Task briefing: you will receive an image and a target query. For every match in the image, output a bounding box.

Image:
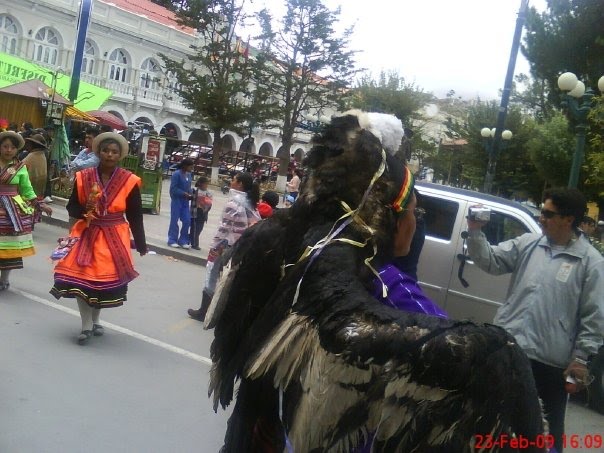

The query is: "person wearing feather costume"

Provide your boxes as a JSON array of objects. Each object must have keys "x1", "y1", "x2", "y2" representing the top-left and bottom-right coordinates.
[{"x1": 205, "y1": 111, "x2": 547, "y2": 452}]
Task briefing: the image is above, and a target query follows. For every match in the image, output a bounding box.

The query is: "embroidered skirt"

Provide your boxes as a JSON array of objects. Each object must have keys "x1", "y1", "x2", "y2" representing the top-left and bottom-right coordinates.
[
  {"x1": 0, "y1": 185, "x2": 35, "y2": 263},
  {"x1": 50, "y1": 214, "x2": 138, "y2": 308}
]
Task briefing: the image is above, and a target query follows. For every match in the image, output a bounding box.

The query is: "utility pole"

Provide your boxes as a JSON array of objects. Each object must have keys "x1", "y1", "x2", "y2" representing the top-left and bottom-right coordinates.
[
  {"x1": 69, "y1": 0, "x2": 94, "y2": 103},
  {"x1": 483, "y1": 0, "x2": 528, "y2": 193}
]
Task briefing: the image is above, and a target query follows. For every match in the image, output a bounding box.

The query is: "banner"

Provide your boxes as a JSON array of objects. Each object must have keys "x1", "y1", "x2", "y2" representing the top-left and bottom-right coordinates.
[{"x1": 0, "y1": 51, "x2": 112, "y2": 111}]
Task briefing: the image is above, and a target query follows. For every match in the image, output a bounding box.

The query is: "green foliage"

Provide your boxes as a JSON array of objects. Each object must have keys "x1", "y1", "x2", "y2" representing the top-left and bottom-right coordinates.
[
  {"x1": 522, "y1": 0, "x2": 604, "y2": 105},
  {"x1": 347, "y1": 71, "x2": 434, "y2": 126},
  {"x1": 585, "y1": 95, "x2": 604, "y2": 197},
  {"x1": 422, "y1": 100, "x2": 543, "y2": 198},
  {"x1": 158, "y1": 0, "x2": 279, "y2": 167},
  {"x1": 526, "y1": 112, "x2": 575, "y2": 186},
  {"x1": 255, "y1": 0, "x2": 359, "y2": 161}
]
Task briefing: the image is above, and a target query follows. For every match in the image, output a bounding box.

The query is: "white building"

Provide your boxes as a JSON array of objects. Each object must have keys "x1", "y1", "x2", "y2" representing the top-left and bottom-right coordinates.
[{"x1": 1, "y1": 0, "x2": 312, "y2": 159}]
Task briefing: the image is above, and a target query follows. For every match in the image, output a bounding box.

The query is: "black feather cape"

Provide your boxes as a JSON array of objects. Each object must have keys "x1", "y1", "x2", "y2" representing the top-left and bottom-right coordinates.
[{"x1": 207, "y1": 114, "x2": 545, "y2": 453}]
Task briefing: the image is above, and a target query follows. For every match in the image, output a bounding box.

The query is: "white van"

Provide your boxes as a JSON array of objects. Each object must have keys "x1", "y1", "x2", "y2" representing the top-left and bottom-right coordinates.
[{"x1": 415, "y1": 182, "x2": 603, "y2": 415}]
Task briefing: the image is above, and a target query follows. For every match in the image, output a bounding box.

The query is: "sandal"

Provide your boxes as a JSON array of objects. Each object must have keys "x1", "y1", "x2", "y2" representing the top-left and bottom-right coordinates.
[
  {"x1": 77, "y1": 330, "x2": 93, "y2": 345},
  {"x1": 92, "y1": 324, "x2": 104, "y2": 336},
  {"x1": 0, "y1": 282, "x2": 10, "y2": 291}
]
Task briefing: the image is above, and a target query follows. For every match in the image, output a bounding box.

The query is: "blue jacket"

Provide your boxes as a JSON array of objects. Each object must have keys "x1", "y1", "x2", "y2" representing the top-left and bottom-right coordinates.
[{"x1": 170, "y1": 169, "x2": 191, "y2": 202}]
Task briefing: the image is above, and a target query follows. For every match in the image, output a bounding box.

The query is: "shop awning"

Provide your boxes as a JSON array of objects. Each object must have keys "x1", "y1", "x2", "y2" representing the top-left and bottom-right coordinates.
[{"x1": 65, "y1": 105, "x2": 99, "y2": 123}]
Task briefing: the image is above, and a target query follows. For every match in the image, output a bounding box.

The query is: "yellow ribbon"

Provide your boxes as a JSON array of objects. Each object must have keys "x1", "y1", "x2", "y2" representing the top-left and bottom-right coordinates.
[{"x1": 288, "y1": 149, "x2": 389, "y2": 305}]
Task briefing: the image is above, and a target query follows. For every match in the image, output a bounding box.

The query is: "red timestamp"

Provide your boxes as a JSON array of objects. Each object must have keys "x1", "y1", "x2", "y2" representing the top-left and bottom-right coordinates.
[
  {"x1": 474, "y1": 434, "x2": 555, "y2": 450},
  {"x1": 562, "y1": 434, "x2": 603, "y2": 449},
  {"x1": 473, "y1": 433, "x2": 603, "y2": 450}
]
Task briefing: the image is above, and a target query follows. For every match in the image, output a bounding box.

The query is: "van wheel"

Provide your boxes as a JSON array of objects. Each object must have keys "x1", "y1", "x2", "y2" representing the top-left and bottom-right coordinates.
[{"x1": 588, "y1": 346, "x2": 604, "y2": 415}]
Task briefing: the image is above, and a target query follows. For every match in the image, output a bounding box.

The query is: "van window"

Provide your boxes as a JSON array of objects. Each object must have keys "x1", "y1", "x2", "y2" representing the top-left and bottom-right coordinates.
[
  {"x1": 421, "y1": 195, "x2": 459, "y2": 240},
  {"x1": 481, "y1": 212, "x2": 530, "y2": 245}
]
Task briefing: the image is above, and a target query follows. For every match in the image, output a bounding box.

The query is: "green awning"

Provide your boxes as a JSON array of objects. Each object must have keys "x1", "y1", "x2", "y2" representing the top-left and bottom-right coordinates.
[{"x1": 0, "y1": 51, "x2": 112, "y2": 111}]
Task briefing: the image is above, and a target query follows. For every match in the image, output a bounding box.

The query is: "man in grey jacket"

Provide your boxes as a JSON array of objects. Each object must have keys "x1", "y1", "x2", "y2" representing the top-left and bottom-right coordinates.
[{"x1": 466, "y1": 187, "x2": 603, "y2": 453}]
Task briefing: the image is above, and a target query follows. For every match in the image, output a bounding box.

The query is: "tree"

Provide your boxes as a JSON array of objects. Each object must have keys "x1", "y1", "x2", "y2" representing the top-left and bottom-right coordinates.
[
  {"x1": 526, "y1": 112, "x2": 575, "y2": 187},
  {"x1": 522, "y1": 0, "x2": 604, "y2": 104},
  {"x1": 255, "y1": 0, "x2": 359, "y2": 181},
  {"x1": 158, "y1": 0, "x2": 278, "y2": 182},
  {"x1": 347, "y1": 71, "x2": 434, "y2": 127},
  {"x1": 510, "y1": 73, "x2": 555, "y2": 122}
]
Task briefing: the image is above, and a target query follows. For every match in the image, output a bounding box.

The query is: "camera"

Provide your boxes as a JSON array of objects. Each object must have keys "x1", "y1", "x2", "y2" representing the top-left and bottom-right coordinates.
[{"x1": 468, "y1": 206, "x2": 491, "y2": 222}]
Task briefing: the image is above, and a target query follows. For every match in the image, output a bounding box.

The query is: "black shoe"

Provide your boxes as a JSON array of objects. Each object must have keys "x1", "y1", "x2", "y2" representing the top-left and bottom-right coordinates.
[
  {"x1": 0, "y1": 282, "x2": 10, "y2": 291},
  {"x1": 92, "y1": 324, "x2": 104, "y2": 336},
  {"x1": 187, "y1": 308, "x2": 205, "y2": 321},
  {"x1": 77, "y1": 330, "x2": 93, "y2": 345},
  {"x1": 188, "y1": 291, "x2": 213, "y2": 322}
]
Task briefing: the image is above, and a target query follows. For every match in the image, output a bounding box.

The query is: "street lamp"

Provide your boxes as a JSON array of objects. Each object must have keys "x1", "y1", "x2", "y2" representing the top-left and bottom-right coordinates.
[
  {"x1": 481, "y1": 127, "x2": 513, "y2": 193},
  {"x1": 557, "y1": 71, "x2": 604, "y2": 188}
]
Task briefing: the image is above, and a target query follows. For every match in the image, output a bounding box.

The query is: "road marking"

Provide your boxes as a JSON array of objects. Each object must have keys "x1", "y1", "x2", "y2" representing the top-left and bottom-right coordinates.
[{"x1": 15, "y1": 289, "x2": 213, "y2": 366}]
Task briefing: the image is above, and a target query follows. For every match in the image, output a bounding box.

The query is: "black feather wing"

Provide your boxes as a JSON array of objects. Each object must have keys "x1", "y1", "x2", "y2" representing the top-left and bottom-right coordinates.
[
  {"x1": 207, "y1": 212, "x2": 289, "y2": 411},
  {"x1": 242, "y1": 243, "x2": 545, "y2": 453}
]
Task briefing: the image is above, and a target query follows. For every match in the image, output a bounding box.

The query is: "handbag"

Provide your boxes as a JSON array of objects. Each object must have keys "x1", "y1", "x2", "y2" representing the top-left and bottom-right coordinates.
[{"x1": 50, "y1": 237, "x2": 79, "y2": 261}]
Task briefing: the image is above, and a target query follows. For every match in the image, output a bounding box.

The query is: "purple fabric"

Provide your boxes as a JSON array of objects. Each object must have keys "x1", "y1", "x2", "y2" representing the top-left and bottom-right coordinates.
[
  {"x1": 353, "y1": 265, "x2": 449, "y2": 452},
  {"x1": 372, "y1": 264, "x2": 448, "y2": 318}
]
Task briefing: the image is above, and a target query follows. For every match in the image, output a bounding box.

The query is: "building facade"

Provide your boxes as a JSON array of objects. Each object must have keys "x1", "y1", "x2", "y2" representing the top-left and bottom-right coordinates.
[{"x1": 1, "y1": 0, "x2": 312, "y2": 159}]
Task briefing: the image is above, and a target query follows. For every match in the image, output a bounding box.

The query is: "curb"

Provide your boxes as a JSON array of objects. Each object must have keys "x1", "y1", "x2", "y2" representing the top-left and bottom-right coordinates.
[{"x1": 40, "y1": 216, "x2": 207, "y2": 267}]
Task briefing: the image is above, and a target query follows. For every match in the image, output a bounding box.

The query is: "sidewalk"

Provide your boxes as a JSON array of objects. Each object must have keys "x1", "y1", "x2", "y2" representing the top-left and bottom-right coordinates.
[{"x1": 41, "y1": 178, "x2": 232, "y2": 266}]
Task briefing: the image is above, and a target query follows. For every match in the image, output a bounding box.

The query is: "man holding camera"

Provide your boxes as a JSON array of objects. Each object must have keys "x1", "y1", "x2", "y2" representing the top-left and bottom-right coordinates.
[{"x1": 466, "y1": 187, "x2": 603, "y2": 453}]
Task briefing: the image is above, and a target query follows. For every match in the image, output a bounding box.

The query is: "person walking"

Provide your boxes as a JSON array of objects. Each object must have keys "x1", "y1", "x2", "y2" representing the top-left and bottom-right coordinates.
[
  {"x1": 50, "y1": 132, "x2": 147, "y2": 345},
  {"x1": 168, "y1": 158, "x2": 194, "y2": 249},
  {"x1": 187, "y1": 172, "x2": 260, "y2": 321},
  {"x1": 466, "y1": 187, "x2": 604, "y2": 453},
  {"x1": 21, "y1": 134, "x2": 49, "y2": 199},
  {"x1": 0, "y1": 131, "x2": 52, "y2": 290},
  {"x1": 189, "y1": 176, "x2": 212, "y2": 250}
]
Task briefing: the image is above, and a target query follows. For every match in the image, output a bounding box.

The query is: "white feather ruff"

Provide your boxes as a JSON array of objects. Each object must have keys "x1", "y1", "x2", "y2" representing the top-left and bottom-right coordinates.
[{"x1": 339, "y1": 109, "x2": 404, "y2": 155}]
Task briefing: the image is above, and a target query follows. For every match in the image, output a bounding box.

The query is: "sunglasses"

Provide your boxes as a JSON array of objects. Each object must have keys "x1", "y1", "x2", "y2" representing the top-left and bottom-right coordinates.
[{"x1": 540, "y1": 209, "x2": 563, "y2": 219}]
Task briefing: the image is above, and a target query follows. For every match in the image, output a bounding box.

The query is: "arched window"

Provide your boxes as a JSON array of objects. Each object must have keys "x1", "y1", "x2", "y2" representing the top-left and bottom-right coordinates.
[
  {"x1": 0, "y1": 15, "x2": 18, "y2": 55},
  {"x1": 33, "y1": 27, "x2": 59, "y2": 65},
  {"x1": 140, "y1": 58, "x2": 161, "y2": 90},
  {"x1": 108, "y1": 49, "x2": 128, "y2": 82},
  {"x1": 82, "y1": 40, "x2": 96, "y2": 74}
]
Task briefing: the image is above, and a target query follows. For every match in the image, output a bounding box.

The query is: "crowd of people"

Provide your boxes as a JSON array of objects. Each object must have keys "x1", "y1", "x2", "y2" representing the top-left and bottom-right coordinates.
[{"x1": 1, "y1": 112, "x2": 603, "y2": 451}]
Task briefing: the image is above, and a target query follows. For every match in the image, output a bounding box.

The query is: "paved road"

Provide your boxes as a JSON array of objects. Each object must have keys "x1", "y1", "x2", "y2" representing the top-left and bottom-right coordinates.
[
  {"x1": 0, "y1": 222, "x2": 229, "y2": 453},
  {"x1": 2, "y1": 222, "x2": 602, "y2": 452}
]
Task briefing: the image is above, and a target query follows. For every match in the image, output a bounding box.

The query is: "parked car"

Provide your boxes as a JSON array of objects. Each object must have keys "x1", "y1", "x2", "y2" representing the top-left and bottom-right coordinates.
[{"x1": 415, "y1": 182, "x2": 603, "y2": 414}]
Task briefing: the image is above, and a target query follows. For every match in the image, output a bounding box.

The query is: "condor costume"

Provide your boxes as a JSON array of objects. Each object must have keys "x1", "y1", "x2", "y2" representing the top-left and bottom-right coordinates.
[
  {"x1": 51, "y1": 167, "x2": 146, "y2": 307},
  {"x1": 206, "y1": 111, "x2": 546, "y2": 452}
]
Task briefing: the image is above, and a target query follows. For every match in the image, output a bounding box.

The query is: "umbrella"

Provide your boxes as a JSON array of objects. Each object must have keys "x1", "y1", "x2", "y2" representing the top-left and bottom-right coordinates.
[{"x1": 86, "y1": 110, "x2": 127, "y2": 130}]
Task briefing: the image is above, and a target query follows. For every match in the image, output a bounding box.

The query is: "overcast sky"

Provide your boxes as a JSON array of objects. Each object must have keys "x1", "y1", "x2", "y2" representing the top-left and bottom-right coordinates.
[{"x1": 250, "y1": 0, "x2": 548, "y2": 100}]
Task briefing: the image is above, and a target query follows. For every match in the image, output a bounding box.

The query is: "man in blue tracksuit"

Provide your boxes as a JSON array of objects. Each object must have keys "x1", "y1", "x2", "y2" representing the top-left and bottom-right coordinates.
[{"x1": 168, "y1": 158, "x2": 194, "y2": 248}]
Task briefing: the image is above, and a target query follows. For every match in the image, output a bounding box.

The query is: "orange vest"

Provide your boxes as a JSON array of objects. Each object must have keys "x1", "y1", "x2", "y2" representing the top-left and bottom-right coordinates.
[{"x1": 53, "y1": 167, "x2": 141, "y2": 285}]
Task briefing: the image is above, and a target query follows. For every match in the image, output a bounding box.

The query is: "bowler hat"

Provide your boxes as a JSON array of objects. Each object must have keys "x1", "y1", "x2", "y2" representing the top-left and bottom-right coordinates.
[
  {"x1": 25, "y1": 134, "x2": 48, "y2": 149},
  {"x1": 92, "y1": 132, "x2": 130, "y2": 160},
  {"x1": 0, "y1": 131, "x2": 25, "y2": 150}
]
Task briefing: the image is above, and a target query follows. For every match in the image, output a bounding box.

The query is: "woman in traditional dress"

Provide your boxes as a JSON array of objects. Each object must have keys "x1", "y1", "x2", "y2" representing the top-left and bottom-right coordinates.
[
  {"x1": 50, "y1": 132, "x2": 147, "y2": 345},
  {"x1": 0, "y1": 131, "x2": 52, "y2": 290}
]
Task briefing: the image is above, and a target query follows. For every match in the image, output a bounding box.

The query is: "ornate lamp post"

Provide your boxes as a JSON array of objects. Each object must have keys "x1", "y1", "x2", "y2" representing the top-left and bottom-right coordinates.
[
  {"x1": 481, "y1": 127, "x2": 513, "y2": 193},
  {"x1": 557, "y1": 72, "x2": 604, "y2": 188}
]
